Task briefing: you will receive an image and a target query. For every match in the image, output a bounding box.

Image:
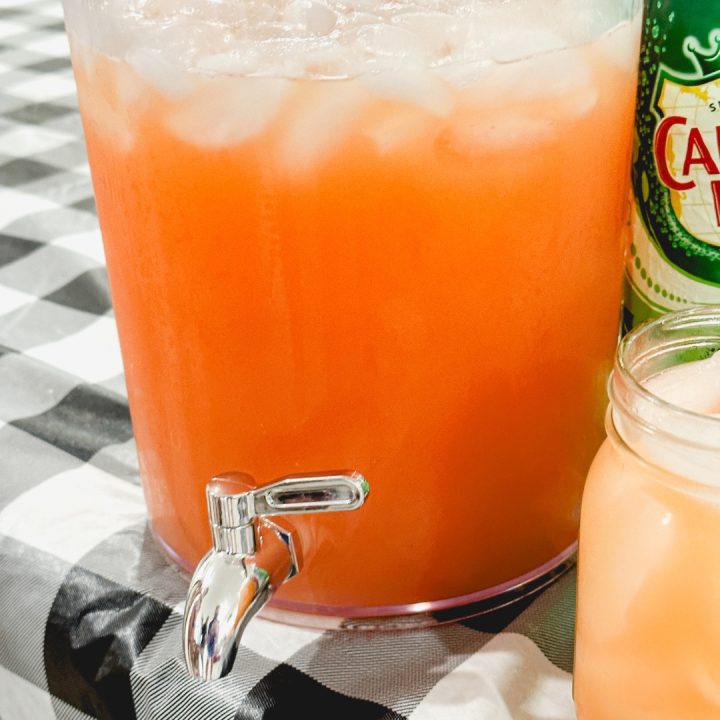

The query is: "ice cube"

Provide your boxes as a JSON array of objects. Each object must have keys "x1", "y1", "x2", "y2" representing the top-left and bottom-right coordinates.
[
  {"x1": 277, "y1": 80, "x2": 369, "y2": 173},
  {"x1": 630, "y1": 354, "x2": 720, "y2": 486},
  {"x1": 489, "y1": 28, "x2": 567, "y2": 64},
  {"x1": 127, "y1": 0, "x2": 181, "y2": 22},
  {"x1": 301, "y1": 42, "x2": 361, "y2": 79},
  {"x1": 493, "y1": 41, "x2": 586, "y2": 98},
  {"x1": 81, "y1": 85, "x2": 136, "y2": 154},
  {"x1": 307, "y1": 2, "x2": 338, "y2": 35},
  {"x1": 245, "y1": 36, "x2": 347, "y2": 78},
  {"x1": 113, "y1": 57, "x2": 146, "y2": 110},
  {"x1": 390, "y1": 11, "x2": 463, "y2": 64},
  {"x1": 595, "y1": 13, "x2": 644, "y2": 72},
  {"x1": 353, "y1": 23, "x2": 427, "y2": 61},
  {"x1": 340, "y1": 0, "x2": 383, "y2": 11},
  {"x1": 166, "y1": 76, "x2": 291, "y2": 148},
  {"x1": 284, "y1": 1, "x2": 337, "y2": 36},
  {"x1": 456, "y1": 43, "x2": 596, "y2": 121},
  {"x1": 343, "y1": 0, "x2": 379, "y2": 10},
  {"x1": 188, "y1": 0, "x2": 250, "y2": 26},
  {"x1": 436, "y1": 59, "x2": 493, "y2": 89},
  {"x1": 553, "y1": 0, "x2": 629, "y2": 47},
  {"x1": 647, "y1": 356, "x2": 720, "y2": 415},
  {"x1": 529, "y1": 50, "x2": 597, "y2": 116},
  {"x1": 435, "y1": 114, "x2": 555, "y2": 161},
  {"x1": 73, "y1": 53, "x2": 140, "y2": 153},
  {"x1": 364, "y1": 108, "x2": 436, "y2": 154},
  {"x1": 127, "y1": 48, "x2": 194, "y2": 99},
  {"x1": 195, "y1": 45, "x2": 263, "y2": 76},
  {"x1": 452, "y1": 4, "x2": 566, "y2": 63},
  {"x1": 362, "y1": 66, "x2": 454, "y2": 117}
]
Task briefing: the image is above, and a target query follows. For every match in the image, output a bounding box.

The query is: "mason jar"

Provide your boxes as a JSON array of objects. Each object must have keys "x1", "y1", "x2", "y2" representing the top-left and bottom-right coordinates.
[{"x1": 575, "y1": 306, "x2": 720, "y2": 719}]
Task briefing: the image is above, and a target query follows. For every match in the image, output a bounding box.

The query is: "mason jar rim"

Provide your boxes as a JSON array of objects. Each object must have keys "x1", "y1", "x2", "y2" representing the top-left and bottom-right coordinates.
[{"x1": 609, "y1": 306, "x2": 720, "y2": 453}]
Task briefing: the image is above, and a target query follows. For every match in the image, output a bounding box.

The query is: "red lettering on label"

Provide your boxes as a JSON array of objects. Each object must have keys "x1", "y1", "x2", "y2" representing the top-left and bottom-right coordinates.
[
  {"x1": 712, "y1": 180, "x2": 720, "y2": 228},
  {"x1": 654, "y1": 116, "x2": 694, "y2": 190},
  {"x1": 682, "y1": 127, "x2": 720, "y2": 177}
]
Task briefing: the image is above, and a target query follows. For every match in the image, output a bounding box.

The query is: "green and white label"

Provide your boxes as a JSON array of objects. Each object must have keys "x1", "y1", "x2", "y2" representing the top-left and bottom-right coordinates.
[{"x1": 625, "y1": 1, "x2": 720, "y2": 330}]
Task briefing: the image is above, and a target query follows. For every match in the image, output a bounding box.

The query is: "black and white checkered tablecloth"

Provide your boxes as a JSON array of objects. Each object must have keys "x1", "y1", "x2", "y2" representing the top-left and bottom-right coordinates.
[{"x1": 0, "y1": 1, "x2": 579, "y2": 717}]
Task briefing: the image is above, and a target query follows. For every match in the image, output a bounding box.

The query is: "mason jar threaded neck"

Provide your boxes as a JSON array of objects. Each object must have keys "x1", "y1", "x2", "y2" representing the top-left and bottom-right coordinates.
[{"x1": 607, "y1": 306, "x2": 720, "y2": 486}]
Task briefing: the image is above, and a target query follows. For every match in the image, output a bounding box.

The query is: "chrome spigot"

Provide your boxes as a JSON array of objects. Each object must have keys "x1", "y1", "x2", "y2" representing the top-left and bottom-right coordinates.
[{"x1": 183, "y1": 471, "x2": 369, "y2": 681}]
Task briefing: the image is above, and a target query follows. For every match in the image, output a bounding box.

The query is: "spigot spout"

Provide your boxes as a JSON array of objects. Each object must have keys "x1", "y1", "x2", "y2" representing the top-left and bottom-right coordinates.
[
  {"x1": 182, "y1": 471, "x2": 369, "y2": 680},
  {"x1": 183, "y1": 519, "x2": 296, "y2": 681}
]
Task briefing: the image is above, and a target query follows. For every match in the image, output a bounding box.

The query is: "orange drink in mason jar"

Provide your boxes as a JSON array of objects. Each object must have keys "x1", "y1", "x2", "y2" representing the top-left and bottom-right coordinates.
[
  {"x1": 62, "y1": 0, "x2": 641, "y2": 622},
  {"x1": 575, "y1": 307, "x2": 720, "y2": 718}
]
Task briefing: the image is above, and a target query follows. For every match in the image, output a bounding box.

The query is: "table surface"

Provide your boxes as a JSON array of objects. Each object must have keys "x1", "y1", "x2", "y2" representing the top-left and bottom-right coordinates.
[{"x1": 0, "y1": 1, "x2": 579, "y2": 717}]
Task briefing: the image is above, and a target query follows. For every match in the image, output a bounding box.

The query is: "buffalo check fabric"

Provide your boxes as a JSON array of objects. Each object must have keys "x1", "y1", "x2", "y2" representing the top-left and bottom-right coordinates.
[{"x1": 0, "y1": 1, "x2": 579, "y2": 718}]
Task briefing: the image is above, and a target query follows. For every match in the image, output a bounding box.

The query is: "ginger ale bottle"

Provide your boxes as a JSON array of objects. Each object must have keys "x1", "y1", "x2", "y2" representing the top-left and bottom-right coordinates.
[{"x1": 624, "y1": 0, "x2": 720, "y2": 331}]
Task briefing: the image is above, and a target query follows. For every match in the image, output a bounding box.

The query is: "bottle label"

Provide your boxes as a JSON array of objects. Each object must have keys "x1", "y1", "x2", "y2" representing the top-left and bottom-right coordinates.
[{"x1": 625, "y1": 4, "x2": 720, "y2": 330}]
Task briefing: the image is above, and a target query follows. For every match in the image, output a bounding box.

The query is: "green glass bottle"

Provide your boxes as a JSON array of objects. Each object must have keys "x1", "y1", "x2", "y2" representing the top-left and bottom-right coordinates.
[{"x1": 624, "y1": 0, "x2": 720, "y2": 331}]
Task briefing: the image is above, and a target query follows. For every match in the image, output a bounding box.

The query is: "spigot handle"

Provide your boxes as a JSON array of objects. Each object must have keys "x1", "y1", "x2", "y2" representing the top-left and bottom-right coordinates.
[
  {"x1": 208, "y1": 471, "x2": 369, "y2": 530},
  {"x1": 251, "y1": 471, "x2": 369, "y2": 516}
]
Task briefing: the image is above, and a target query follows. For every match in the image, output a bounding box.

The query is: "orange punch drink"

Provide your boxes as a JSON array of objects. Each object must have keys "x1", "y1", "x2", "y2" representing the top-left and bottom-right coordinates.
[{"x1": 64, "y1": 0, "x2": 641, "y2": 617}]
